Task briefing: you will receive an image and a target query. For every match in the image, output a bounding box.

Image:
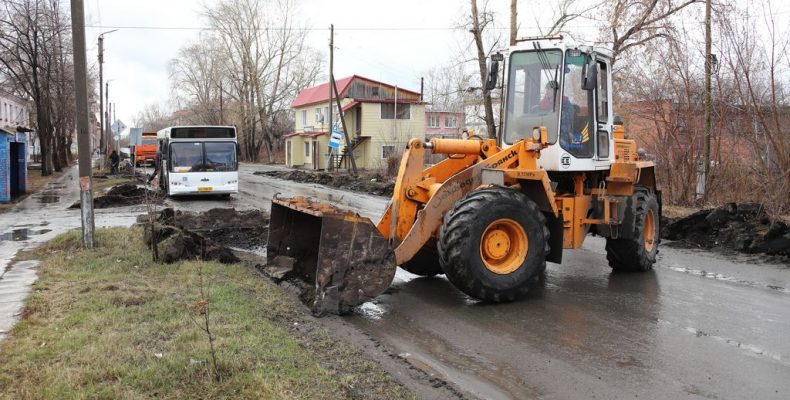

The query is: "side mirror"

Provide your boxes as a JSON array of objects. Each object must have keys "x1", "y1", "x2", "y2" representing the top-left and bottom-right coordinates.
[
  {"x1": 582, "y1": 56, "x2": 598, "y2": 91},
  {"x1": 485, "y1": 60, "x2": 500, "y2": 91}
]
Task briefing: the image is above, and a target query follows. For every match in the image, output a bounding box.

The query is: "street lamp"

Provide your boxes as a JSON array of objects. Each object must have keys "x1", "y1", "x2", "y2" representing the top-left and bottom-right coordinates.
[{"x1": 98, "y1": 29, "x2": 117, "y2": 163}]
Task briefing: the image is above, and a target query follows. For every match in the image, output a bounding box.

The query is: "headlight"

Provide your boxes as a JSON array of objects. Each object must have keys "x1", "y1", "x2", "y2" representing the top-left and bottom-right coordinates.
[{"x1": 532, "y1": 128, "x2": 541, "y2": 141}]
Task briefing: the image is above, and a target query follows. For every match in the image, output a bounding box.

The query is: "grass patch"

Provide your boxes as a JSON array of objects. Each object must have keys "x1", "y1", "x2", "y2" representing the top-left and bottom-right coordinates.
[{"x1": 0, "y1": 227, "x2": 411, "y2": 399}]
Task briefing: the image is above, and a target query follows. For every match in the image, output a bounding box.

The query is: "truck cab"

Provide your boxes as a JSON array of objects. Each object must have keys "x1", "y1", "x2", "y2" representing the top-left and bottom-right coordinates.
[{"x1": 497, "y1": 37, "x2": 615, "y2": 172}]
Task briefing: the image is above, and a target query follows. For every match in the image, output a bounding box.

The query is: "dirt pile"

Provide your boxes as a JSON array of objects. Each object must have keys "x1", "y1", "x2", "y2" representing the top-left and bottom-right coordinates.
[
  {"x1": 151, "y1": 207, "x2": 269, "y2": 250},
  {"x1": 663, "y1": 202, "x2": 790, "y2": 259},
  {"x1": 139, "y1": 207, "x2": 269, "y2": 264},
  {"x1": 256, "y1": 170, "x2": 394, "y2": 197},
  {"x1": 70, "y1": 183, "x2": 161, "y2": 209}
]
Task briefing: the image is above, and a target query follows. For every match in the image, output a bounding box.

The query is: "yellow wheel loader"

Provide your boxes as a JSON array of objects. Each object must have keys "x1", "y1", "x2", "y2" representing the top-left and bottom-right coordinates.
[{"x1": 267, "y1": 37, "x2": 661, "y2": 315}]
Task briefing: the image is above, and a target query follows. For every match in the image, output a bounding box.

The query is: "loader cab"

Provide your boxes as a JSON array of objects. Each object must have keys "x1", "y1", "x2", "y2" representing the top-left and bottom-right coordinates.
[{"x1": 500, "y1": 38, "x2": 614, "y2": 172}]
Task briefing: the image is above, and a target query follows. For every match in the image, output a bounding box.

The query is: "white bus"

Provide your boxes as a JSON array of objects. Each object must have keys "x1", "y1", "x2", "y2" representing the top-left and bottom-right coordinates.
[{"x1": 156, "y1": 126, "x2": 239, "y2": 196}]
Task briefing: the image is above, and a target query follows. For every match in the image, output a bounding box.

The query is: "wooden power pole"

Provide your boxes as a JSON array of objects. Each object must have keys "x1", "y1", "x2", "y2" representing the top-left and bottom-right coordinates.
[
  {"x1": 328, "y1": 24, "x2": 334, "y2": 171},
  {"x1": 702, "y1": 0, "x2": 712, "y2": 199},
  {"x1": 510, "y1": 0, "x2": 518, "y2": 46},
  {"x1": 69, "y1": 0, "x2": 95, "y2": 248}
]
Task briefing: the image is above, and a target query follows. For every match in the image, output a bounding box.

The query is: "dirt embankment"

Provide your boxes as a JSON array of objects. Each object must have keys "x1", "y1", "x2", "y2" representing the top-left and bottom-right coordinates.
[
  {"x1": 139, "y1": 208, "x2": 269, "y2": 264},
  {"x1": 69, "y1": 183, "x2": 161, "y2": 209},
  {"x1": 663, "y1": 202, "x2": 790, "y2": 259},
  {"x1": 256, "y1": 170, "x2": 395, "y2": 197}
]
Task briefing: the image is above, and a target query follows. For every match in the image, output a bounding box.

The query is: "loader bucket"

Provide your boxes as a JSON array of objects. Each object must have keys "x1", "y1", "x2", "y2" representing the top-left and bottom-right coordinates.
[{"x1": 266, "y1": 196, "x2": 396, "y2": 316}]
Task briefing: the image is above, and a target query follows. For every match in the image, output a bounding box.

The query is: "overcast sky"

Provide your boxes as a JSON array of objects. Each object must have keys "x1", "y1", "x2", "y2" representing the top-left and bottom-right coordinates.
[
  {"x1": 83, "y1": 0, "x2": 786, "y2": 128},
  {"x1": 84, "y1": 0, "x2": 607, "y2": 127}
]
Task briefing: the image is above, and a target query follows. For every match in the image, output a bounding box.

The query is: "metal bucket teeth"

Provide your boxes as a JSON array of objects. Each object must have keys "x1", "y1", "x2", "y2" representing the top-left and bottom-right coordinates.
[{"x1": 266, "y1": 196, "x2": 396, "y2": 315}]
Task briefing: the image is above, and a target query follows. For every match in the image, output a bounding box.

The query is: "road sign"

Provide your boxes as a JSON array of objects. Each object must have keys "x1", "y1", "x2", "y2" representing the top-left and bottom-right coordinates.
[
  {"x1": 111, "y1": 119, "x2": 127, "y2": 133},
  {"x1": 329, "y1": 130, "x2": 343, "y2": 149},
  {"x1": 128, "y1": 128, "x2": 143, "y2": 146}
]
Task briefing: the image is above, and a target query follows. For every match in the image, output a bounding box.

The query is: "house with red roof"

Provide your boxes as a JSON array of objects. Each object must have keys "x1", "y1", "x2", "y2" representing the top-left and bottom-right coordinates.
[{"x1": 286, "y1": 75, "x2": 425, "y2": 170}]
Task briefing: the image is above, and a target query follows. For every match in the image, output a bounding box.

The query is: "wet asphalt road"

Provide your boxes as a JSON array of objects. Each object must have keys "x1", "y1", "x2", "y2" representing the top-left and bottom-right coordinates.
[
  {"x1": 3, "y1": 164, "x2": 789, "y2": 399},
  {"x1": 233, "y1": 164, "x2": 790, "y2": 400}
]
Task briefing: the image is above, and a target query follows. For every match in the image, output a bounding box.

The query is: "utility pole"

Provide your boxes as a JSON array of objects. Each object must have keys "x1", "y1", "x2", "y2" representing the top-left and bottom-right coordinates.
[
  {"x1": 98, "y1": 36, "x2": 104, "y2": 164},
  {"x1": 97, "y1": 29, "x2": 116, "y2": 169},
  {"x1": 69, "y1": 0, "x2": 94, "y2": 248},
  {"x1": 219, "y1": 80, "x2": 224, "y2": 125},
  {"x1": 510, "y1": 0, "x2": 518, "y2": 46},
  {"x1": 702, "y1": 0, "x2": 712, "y2": 200},
  {"x1": 105, "y1": 82, "x2": 111, "y2": 155},
  {"x1": 328, "y1": 24, "x2": 334, "y2": 171}
]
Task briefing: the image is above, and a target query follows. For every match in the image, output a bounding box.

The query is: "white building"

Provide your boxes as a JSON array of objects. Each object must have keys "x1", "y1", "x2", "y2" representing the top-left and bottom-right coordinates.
[{"x1": 0, "y1": 90, "x2": 35, "y2": 162}]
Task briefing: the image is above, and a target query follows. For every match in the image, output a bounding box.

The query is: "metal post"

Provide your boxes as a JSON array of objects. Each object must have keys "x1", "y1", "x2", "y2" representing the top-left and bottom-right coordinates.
[{"x1": 69, "y1": 0, "x2": 94, "y2": 249}]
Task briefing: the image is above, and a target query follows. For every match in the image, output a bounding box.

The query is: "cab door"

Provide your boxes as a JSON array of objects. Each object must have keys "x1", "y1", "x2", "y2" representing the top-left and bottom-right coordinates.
[{"x1": 595, "y1": 59, "x2": 613, "y2": 161}]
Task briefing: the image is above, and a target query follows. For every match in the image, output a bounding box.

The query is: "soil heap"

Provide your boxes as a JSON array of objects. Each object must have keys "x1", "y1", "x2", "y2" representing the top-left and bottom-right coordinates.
[
  {"x1": 663, "y1": 202, "x2": 790, "y2": 259},
  {"x1": 70, "y1": 183, "x2": 161, "y2": 209},
  {"x1": 255, "y1": 170, "x2": 394, "y2": 196},
  {"x1": 139, "y1": 207, "x2": 269, "y2": 264}
]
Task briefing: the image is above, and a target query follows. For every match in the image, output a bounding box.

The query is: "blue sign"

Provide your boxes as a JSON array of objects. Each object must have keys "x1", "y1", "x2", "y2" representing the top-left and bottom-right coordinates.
[{"x1": 329, "y1": 130, "x2": 343, "y2": 149}]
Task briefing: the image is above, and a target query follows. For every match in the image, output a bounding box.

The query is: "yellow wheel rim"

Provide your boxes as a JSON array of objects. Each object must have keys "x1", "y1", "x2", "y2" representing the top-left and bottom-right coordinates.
[
  {"x1": 480, "y1": 218, "x2": 528, "y2": 275},
  {"x1": 644, "y1": 209, "x2": 656, "y2": 252}
]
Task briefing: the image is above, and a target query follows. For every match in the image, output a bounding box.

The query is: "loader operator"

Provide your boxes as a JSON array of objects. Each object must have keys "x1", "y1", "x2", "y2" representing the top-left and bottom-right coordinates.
[{"x1": 539, "y1": 82, "x2": 577, "y2": 149}]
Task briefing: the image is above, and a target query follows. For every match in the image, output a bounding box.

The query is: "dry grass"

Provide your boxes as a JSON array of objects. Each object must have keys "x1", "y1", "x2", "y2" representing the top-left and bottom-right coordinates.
[{"x1": 0, "y1": 228, "x2": 412, "y2": 399}]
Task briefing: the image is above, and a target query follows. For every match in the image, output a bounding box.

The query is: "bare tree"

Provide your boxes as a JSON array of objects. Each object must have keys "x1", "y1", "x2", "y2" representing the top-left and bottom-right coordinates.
[
  {"x1": 469, "y1": 0, "x2": 498, "y2": 138},
  {"x1": 603, "y1": 0, "x2": 702, "y2": 64},
  {"x1": 0, "y1": 0, "x2": 78, "y2": 175},
  {"x1": 133, "y1": 103, "x2": 174, "y2": 132},
  {"x1": 182, "y1": 0, "x2": 322, "y2": 162}
]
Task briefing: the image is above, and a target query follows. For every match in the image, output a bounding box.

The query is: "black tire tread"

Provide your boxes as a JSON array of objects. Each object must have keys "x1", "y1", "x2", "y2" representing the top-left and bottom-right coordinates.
[
  {"x1": 606, "y1": 187, "x2": 659, "y2": 272},
  {"x1": 400, "y1": 243, "x2": 443, "y2": 277},
  {"x1": 438, "y1": 187, "x2": 550, "y2": 302}
]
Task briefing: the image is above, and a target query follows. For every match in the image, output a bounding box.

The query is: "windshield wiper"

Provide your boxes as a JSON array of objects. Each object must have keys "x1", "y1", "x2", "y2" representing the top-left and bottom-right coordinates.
[{"x1": 533, "y1": 42, "x2": 559, "y2": 112}]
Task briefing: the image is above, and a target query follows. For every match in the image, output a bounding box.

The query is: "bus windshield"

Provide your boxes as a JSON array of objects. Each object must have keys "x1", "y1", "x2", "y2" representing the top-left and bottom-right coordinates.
[
  {"x1": 205, "y1": 142, "x2": 237, "y2": 171},
  {"x1": 170, "y1": 141, "x2": 237, "y2": 173}
]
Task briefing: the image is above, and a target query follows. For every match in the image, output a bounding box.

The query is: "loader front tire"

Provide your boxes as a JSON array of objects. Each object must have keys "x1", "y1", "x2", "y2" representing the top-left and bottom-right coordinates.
[
  {"x1": 399, "y1": 241, "x2": 443, "y2": 277},
  {"x1": 438, "y1": 187, "x2": 550, "y2": 302},
  {"x1": 606, "y1": 187, "x2": 659, "y2": 272}
]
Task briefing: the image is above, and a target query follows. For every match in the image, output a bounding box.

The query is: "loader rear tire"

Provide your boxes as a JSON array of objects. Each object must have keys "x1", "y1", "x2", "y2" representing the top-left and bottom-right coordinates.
[
  {"x1": 399, "y1": 241, "x2": 443, "y2": 277},
  {"x1": 606, "y1": 187, "x2": 659, "y2": 272},
  {"x1": 438, "y1": 187, "x2": 550, "y2": 302}
]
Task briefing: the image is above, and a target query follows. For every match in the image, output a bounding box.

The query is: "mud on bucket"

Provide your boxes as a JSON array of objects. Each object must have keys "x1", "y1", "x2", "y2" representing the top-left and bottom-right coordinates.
[{"x1": 266, "y1": 196, "x2": 396, "y2": 316}]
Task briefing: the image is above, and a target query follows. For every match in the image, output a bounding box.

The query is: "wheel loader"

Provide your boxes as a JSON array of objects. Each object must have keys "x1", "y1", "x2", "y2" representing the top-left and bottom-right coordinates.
[{"x1": 267, "y1": 36, "x2": 661, "y2": 315}]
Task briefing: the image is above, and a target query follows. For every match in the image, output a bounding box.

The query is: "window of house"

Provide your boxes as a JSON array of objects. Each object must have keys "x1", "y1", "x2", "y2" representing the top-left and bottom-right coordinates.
[
  {"x1": 428, "y1": 115, "x2": 439, "y2": 128},
  {"x1": 324, "y1": 106, "x2": 330, "y2": 121},
  {"x1": 444, "y1": 116, "x2": 457, "y2": 128},
  {"x1": 304, "y1": 141, "x2": 312, "y2": 159},
  {"x1": 371, "y1": 87, "x2": 380, "y2": 98},
  {"x1": 301, "y1": 110, "x2": 307, "y2": 125},
  {"x1": 381, "y1": 145, "x2": 395, "y2": 159},
  {"x1": 381, "y1": 103, "x2": 411, "y2": 119},
  {"x1": 315, "y1": 108, "x2": 323, "y2": 124}
]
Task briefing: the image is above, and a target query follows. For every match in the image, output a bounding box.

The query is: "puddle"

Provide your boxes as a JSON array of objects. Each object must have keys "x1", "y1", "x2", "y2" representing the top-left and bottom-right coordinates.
[{"x1": 0, "y1": 228, "x2": 52, "y2": 242}]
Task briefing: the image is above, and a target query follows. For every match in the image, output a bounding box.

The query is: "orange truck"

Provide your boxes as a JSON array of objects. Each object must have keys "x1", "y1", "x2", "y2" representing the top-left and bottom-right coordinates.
[{"x1": 134, "y1": 132, "x2": 158, "y2": 166}]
